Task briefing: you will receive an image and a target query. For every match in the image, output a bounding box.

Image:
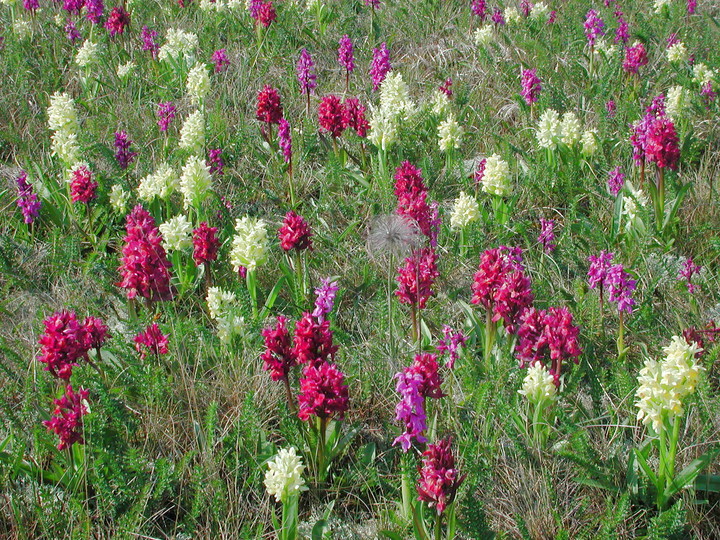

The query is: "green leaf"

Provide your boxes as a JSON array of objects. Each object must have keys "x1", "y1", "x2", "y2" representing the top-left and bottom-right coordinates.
[
  {"x1": 635, "y1": 447, "x2": 658, "y2": 486},
  {"x1": 663, "y1": 451, "x2": 717, "y2": 499},
  {"x1": 412, "y1": 502, "x2": 431, "y2": 540},
  {"x1": 695, "y1": 474, "x2": 720, "y2": 493}
]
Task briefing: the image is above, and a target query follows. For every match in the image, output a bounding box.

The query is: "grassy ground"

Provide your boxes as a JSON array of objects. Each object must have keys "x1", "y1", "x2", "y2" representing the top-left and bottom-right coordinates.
[{"x1": 1, "y1": 0, "x2": 720, "y2": 537}]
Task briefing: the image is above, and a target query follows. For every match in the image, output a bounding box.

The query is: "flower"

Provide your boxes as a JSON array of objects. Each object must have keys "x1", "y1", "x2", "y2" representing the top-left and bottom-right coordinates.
[
  {"x1": 114, "y1": 130, "x2": 137, "y2": 170},
  {"x1": 518, "y1": 361, "x2": 557, "y2": 405},
  {"x1": 134, "y1": 323, "x2": 170, "y2": 359},
  {"x1": 83, "y1": 316, "x2": 109, "y2": 349},
  {"x1": 69, "y1": 164, "x2": 98, "y2": 204},
  {"x1": 312, "y1": 278, "x2": 339, "y2": 322},
  {"x1": 262, "y1": 315, "x2": 297, "y2": 381},
  {"x1": 138, "y1": 163, "x2": 179, "y2": 201},
  {"x1": 264, "y1": 447, "x2": 307, "y2": 503},
  {"x1": 43, "y1": 385, "x2": 90, "y2": 450},
  {"x1": 614, "y1": 10, "x2": 629, "y2": 44},
  {"x1": 211, "y1": 48, "x2": 229, "y2": 73},
  {"x1": 481, "y1": 153, "x2": 511, "y2": 197},
  {"x1": 192, "y1": 222, "x2": 219, "y2": 266},
  {"x1": 393, "y1": 369, "x2": 428, "y2": 451},
  {"x1": 693, "y1": 63, "x2": 717, "y2": 87},
  {"x1": 256, "y1": 0, "x2": 276, "y2": 26},
  {"x1": 318, "y1": 95, "x2": 346, "y2": 138},
  {"x1": 296, "y1": 48, "x2": 317, "y2": 95},
  {"x1": 37, "y1": 310, "x2": 91, "y2": 379},
  {"x1": 118, "y1": 205, "x2": 174, "y2": 302},
  {"x1": 109, "y1": 184, "x2": 130, "y2": 214},
  {"x1": 186, "y1": 62, "x2": 211, "y2": 105},
  {"x1": 206, "y1": 287, "x2": 244, "y2": 342},
  {"x1": 141, "y1": 26, "x2": 159, "y2": 57},
  {"x1": 417, "y1": 438, "x2": 464, "y2": 516},
  {"x1": 436, "y1": 325, "x2": 467, "y2": 369},
  {"x1": 367, "y1": 105, "x2": 397, "y2": 150},
  {"x1": 536, "y1": 109, "x2": 561, "y2": 150},
  {"x1": 471, "y1": 246, "x2": 534, "y2": 333},
  {"x1": 15, "y1": 170, "x2": 41, "y2": 224},
  {"x1": 450, "y1": 192, "x2": 479, "y2": 229},
  {"x1": 208, "y1": 148, "x2": 224, "y2": 176},
  {"x1": 679, "y1": 257, "x2": 701, "y2": 293},
  {"x1": 298, "y1": 360, "x2": 349, "y2": 421},
  {"x1": 529, "y1": 1, "x2": 549, "y2": 21},
  {"x1": 623, "y1": 42, "x2": 648, "y2": 75},
  {"x1": 292, "y1": 311, "x2": 338, "y2": 367},
  {"x1": 75, "y1": 39, "x2": 100, "y2": 67},
  {"x1": 156, "y1": 102, "x2": 176, "y2": 132},
  {"x1": 178, "y1": 110, "x2": 205, "y2": 154},
  {"x1": 538, "y1": 218, "x2": 556, "y2": 252},
  {"x1": 158, "y1": 28, "x2": 198, "y2": 62},
  {"x1": 230, "y1": 216, "x2": 268, "y2": 272},
  {"x1": 635, "y1": 336, "x2": 703, "y2": 433},
  {"x1": 491, "y1": 7, "x2": 505, "y2": 25},
  {"x1": 179, "y1": 155, "x2": 212, "y2": 209},
  {"x1": 515, "y1": 306, "x2": 582, "y2": 386},
  {"x1": 338, "y1": 35, "x2": 354, "y2": 73},
  {"x1": 394, "y1": 161, "x2": 436, "y2": 241},
  {"x1": 584, "y1": 9, "x2": 605, "y2": 47},
  {"x1": 65, "y1": 20, "x2": 81, "y2": 42},
  {"x1": 105, "y1": 6, "x2": 130, "y2": 36},
  {"x1": 607, "y1": 166, "x2": 625, "y2": 196},
  {"x1": 606, "y1": 263, "x2": 637, "y2": 314},
  {"x1": 644, "y1": 115, "x2": 680, "y2": 170},
  {"x1": 279, "y1": 211, "x2": 313, "y2": 251},
  {"x1": 667, "y1": 42, "x2": 687, "y2": 64},
  {"x1": 48, "y1": 92, "x2": 79, "y2": 134},
  {"x1": 504, "y1": 6, "x2": 521, "y2": 24},
  {"x1": 396, "y1": 248, "x2": 439, "y2": 310},
  {"x1": 159, "y1": 215, "x2": 193, "y2": 251},
  {"x1": 471, "y1": 0, "x2": 486, "y2": 19},
  {"x1": 587, "y1": 250, "x2": 615, "y2": 291},
  {"x1": 665, "y1": 85, "x2": 689, "y2": 121},
  {"x1": 117, "y1": 61, "x2": 136, "y2": 78},
  {"x1": 581, "y1": 130, "x2": 598, "y2": 155},
  {"x1": 369, "y1": 42, "x2": 391, "y2": 91},
  {"x1": 342, "y1": 98, "x2": 369, "y2": 137},
  {"x1": 379, "y1": 72, "x2": 414, "y2": 120},
  {"x1": 438, "y1": 114, "x2": 463, "y2": 151},
  {"x1": 560, "y1": 112, "x2": 581, "y2": 146},
  {"x1": 256, "y1": 85, "x2": 283, "y2": 125},
  {"x1": 474, "y1": 25, "x2": 494, "y2": 46},
  {"x1": 520, "y1": 68, "x2": 541, "y2": 106}
]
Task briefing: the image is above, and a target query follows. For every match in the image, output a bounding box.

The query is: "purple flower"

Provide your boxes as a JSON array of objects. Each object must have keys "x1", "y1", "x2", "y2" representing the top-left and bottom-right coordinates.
[
  {"x1": 607, "y1": 166, "x2": 625, "y2": 196},
  {"x1": 156, "y1": 101, "x2": 176, "y2": 132},
  {"x1": 520, "y1": 68, "x2": 541, "y2": 106},
  {"x1": 65, "y1": 20, "x2": 81, "y2": 42},
  {"x1": 312, "y1": 278, "x2": 339, "y2": 322},
  {"x1": 141, "y1": 26, "x2": 159, "y2": 58},
  {"x1": 679, "y1": 258, "x2": 701, "y2": 293},
  {"x1": 520, "y1": 0, "x2": 532, "y2": 17},
  {"x1": 85, "y1": 0, "x2": 104, "y2": 23},
  {"x1": 606, "y1": 264, "x2": 636, "y2": 314},
  {"x1": 393, "y1": 370, "x2": 427, "y2": 452},
  {"x1": 623, "y1": 42, "x2": 648, "y2": 75},
  {"x1": 436, "y1": 325, "x2": 467, "y2": 369},
  {"x1": 278, "y1": 118, "x2": 292, "y2": 164},
  {"x1": 587, "y1": 251, "x2": 615, "y2": 291},
  {"x1": 338, "y1": 35, "x2": 355, "y2": 73},
  {"x1": 687, "y1": 0, "x2": 696, "y2": 14},
  {"x1": 647, "y1": 94, "x2": 666, "y2": 116},
  {"x1": 584, "y1": 9, "x2": 605, "y2": 47},
  {"x1": 15, "y1": 171, "x2": 41, "y2": 224},
  {"x1": 23, "y1": 0, "x2": 39, "y2": 11},
  {"x1": 471, "y1": 0, "x2": 487, "y2": 19},
  {"x1": 439, "y1": 78, "x2": 453, "y2": 98},
  {"x1": 211, "y1": 48, "x2": 229, "y2": 73},
  {"x1": 474, "y1": 158, "x2": 487, "y2": 186},
  {"x1": 606, "y1": 99, "x2": 616, "y2": 117},
  {"x1": 114, "y1": 130, "x2": 137, "y2": 170},
  {"x1": 63, "y1": 0, "x2": 83, "y2": 15},
  {"x1": 297, "y1": 48, "x2": 317, "y2": 95},
  {"x1": 369, "y1": 42, "x2": 391, "y2": 91},
  {"x1": 538, "y1": 218, "x2": 556, "y2": 253},
  {"x1": 492, "y1": 8, "x2": 505, "y2": 25},
  {"x1": 701, "y1": 81, "x2": 716, "y2": 105},
  {"x1": 614, "y1": 10, "x2": 629, "y2": 45},
  {"x1": 208, "y1": 148, "x2": 224, "y2": 176},
  {"x1": 364, "y1": 0, "x2": 381, "y2": 8}
]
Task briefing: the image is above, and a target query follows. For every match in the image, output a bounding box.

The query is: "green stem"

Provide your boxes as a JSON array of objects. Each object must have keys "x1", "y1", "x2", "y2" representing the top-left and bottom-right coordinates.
[
  {"x1": 617, "y1": 311, "x2": 625, "y2": 361},
  {"x1": 484, "y1": 309, "x2": 496, "y2": 371},
  {"x1": 434, "y1": 512, "x2": 443, "y2": 540},
  {"x1": 387, "y1": 257, "x2": 396, "y2": 359},
  {"x1": 246, "y1": 270, "x2": 258, "y2": 318}
]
